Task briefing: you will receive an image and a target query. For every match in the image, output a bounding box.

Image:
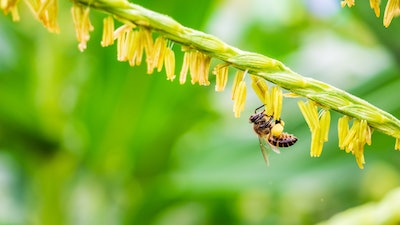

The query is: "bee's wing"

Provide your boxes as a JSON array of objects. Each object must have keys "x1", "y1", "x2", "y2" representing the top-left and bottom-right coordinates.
[
  {"x1": 259, "y1": 136, "x2": 281, "y2": 166},
  {"x1": 258, "y1": 137, "x2": 270, "y2": 166},
  {"x1": 269, "y1": 142, "x2": 281, "y2": 154},
  {"x1": 267, "y1": 135, "x2": 281, "y2": 154}
]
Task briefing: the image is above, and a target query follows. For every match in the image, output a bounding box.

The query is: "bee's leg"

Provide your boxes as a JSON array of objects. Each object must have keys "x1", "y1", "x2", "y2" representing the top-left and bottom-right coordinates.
[{"x1": 254, "y1": 104, "x2": 265, "y2": 113}]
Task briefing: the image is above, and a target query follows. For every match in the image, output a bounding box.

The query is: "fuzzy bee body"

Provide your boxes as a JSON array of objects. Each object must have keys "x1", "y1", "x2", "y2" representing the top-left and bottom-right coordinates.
[{"x1": 249, "y1": 105, "x2": 298, "y2": 165}]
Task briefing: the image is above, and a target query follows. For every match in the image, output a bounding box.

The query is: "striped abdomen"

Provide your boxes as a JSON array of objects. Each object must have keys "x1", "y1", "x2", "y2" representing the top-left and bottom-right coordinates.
[{"x1": 268, "y1": 132, "x2": 298, "y2": 147}]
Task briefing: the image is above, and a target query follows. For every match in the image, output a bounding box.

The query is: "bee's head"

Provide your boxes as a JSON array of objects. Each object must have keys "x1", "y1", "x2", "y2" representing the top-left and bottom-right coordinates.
[
  {"x1": 249, "y1": 111, "x2": 264, "y2": 124},
  {"x1": 249, "y1": 114, "x2": 257, "y2": 123}
]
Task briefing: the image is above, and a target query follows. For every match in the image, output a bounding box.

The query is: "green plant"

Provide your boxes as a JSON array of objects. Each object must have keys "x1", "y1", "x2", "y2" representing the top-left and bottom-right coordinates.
[{"x1": 2, "y1": 0, "x2": 400, "y2": 169}]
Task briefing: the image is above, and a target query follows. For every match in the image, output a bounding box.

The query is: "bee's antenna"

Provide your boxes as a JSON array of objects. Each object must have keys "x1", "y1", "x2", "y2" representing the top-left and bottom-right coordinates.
[{"x1": 255, "y1": 104, "x2": 265, "y2": 113}]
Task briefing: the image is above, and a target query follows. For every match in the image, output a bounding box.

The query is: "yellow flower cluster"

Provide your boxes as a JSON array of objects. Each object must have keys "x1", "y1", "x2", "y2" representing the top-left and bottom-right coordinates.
[
  {"x1": 250, "y1": 76, "x2": 283, "y2": 121},
  {"x1": 297, "y1": 100, "x2": 374, "y2": 169},
  {"x1": 1, "y1": 0, "x2": 19, "y2": 21},
  {"x1": 1, "y1": 0, "x2": 59, "y2": 31},
  {"x1": 341, "y1": 0, "x2": 400, "y2": 27},
  {"x1": 99, "y1": 15, "x2": 269, "y2": 119},
  {"x1": 4, "y1": 0, "x2": 399, "y2": 169},
  {"x1": 338, "y1": 116, "x2": 372, "y2": 169},
  {"x1": 71, "y1": 4, "x2": 93, "y2": 51},
  {"x1": 298, "y1": 101, "x2": 331, "y2": 158},
  {"x1": 180, "y1": 49, "x2": 211, "y2": 86},
  {"x1": 27, "y1": 0, "x2": 59, "y2": 32}
]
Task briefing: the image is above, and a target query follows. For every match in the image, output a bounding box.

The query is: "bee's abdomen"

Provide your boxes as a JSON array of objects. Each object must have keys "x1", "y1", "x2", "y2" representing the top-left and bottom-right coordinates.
[{"x1": 269, "y1": 133, "x2": 298, "y2": 147}]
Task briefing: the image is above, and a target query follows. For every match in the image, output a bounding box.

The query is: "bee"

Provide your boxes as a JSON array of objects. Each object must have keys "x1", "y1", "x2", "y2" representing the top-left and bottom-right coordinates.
[{"x1": 249, "y1": 105, "x2": 298, "y2": 165}]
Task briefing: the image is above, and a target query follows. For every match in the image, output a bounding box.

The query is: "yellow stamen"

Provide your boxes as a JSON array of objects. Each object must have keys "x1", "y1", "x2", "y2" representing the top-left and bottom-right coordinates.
[
  {"x1": 28, "y1": 0, "x2": 59, "y2": 32},
  {"x1": 1, "y1": 0, "x2": 20, "y2": 21},
  {"x1": 298, "y1": 101, "x2": 319, "y2": 132},
  {"x1": 233, "y1": 81, "x2": 246, "y2": 118},
  {"x1": 338, "y1": 116, "x2": 350, "y2": 149},
  {"x1": 358, "y1": 120, "x2": 368, "y2": 143},
  {"x1": 354, "y1": 140, "x2": 365, "y2": 169},
  {"x1": 370, "y1": 0, "x2": 381, "y2": 17},
  {"x1": 116, "y1": 28, "x2": 129, "y2": 62},
  {"x1": 198, "y1": 53, "x2": 211, "y2": 86},
  {"x1": 164, "y1": 47, "x2": 175, "y2": 81},
  {"x1": 264, "y1": 89, "x2": 273, "y2": 116},
  {"x1": 101, "y1": 16, "x2": 114, "y2": 47},
  {"x1": 338, "y1": 118, "x2": 371, "y2": 169},
  {"x1": 124, "y1": 27, "x2": 153, "y2": 68},
  {"x1": 311, "y1": 110, "x2": 331, "y2": 157},
  {"x1": 213, "y1": 64, "x2": 229, "y2": 92},
  {"x1": 250, "y1": 75, "x2": 268, "y2": 103},
  {"x1": 113, "y1": 24, "x2": 133, "y2": 40},
  {"x1": 150, "y1": 36, "x2": 167, "y2": 73},
  {"x1": 383, "y1": 0, "x2": 400, "y2": 27},
  {"x1": 342, "y1": 120, "x2": 360, "y2": 153},
  {"x1": 141, "y1": 28, "x2": 154, "y2": 71},
  {"x1": 298, "y1": 101, "x2": 330, "y2": 157},
  {"x1": 179, "y1": 51, "x2": 190, "y2": 84},
  {"x1": 341, "y1": 0, "x2": 355, "y2": 7},
  {"x1": 71, "y1": 4, "x2": 94, "y2": 52},
  {"x1": 10, "y1": 5, "x2": 19, "y2": 21},
  {"x1": 189, "y1": 51, "x2": 199, "y2": 84},
  {"x1": 365, "y1": 126, "x2": 373, "y2": 146},
  {"x1": 126, "y1": 30, "x2": 139, "y2": 66},
  {"x1": 311, "y1": 127, "x2": 322, "y2": 157},
  {"x1": 231, "y1": 71, "x2": 244, "y2": 100},
  {"x1": 272, "y1": 86, "x2": 282, "y2": 120},
  {"x1": 395, "y1": 138, "x2": 400, "y2": 150},
  {"x1": 186, "y1": 51, "x2": 211, "y2": 86},
  {"x1": 319, "y1": 110, "x2": 331, "y2": 142}
]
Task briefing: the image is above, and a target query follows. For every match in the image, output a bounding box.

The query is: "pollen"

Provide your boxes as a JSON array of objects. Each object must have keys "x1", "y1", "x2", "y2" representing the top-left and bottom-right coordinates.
[
  {"x1": 101, "y1": 16, "x2": 114, "y2": 47},
  {"x1": 213, "y1": 64, "x2": 229, "y2": 92},
  {"x1": 271, "y1": 123, "x2": 284, "y2": 137},
  {"x1": 71, "y1": 4, "x2": 94, "y2": 52}
]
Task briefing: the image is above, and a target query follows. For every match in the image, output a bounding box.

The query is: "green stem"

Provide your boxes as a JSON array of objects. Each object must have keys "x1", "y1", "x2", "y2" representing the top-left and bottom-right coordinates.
[{"x1": 75, "y1": 0, "x2": 400, "y2": 139}]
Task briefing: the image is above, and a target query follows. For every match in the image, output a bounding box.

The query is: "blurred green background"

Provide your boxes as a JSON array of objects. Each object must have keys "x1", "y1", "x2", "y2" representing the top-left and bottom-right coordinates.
[{"x1": 1, "y1": 0, "x2": 400, "y2": 224}]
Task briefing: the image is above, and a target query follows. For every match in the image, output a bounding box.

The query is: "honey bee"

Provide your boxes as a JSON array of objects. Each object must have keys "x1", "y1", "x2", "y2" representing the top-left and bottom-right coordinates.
[{"x1": 249, "y1": 105, "x2": 298, "y2": 165}]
